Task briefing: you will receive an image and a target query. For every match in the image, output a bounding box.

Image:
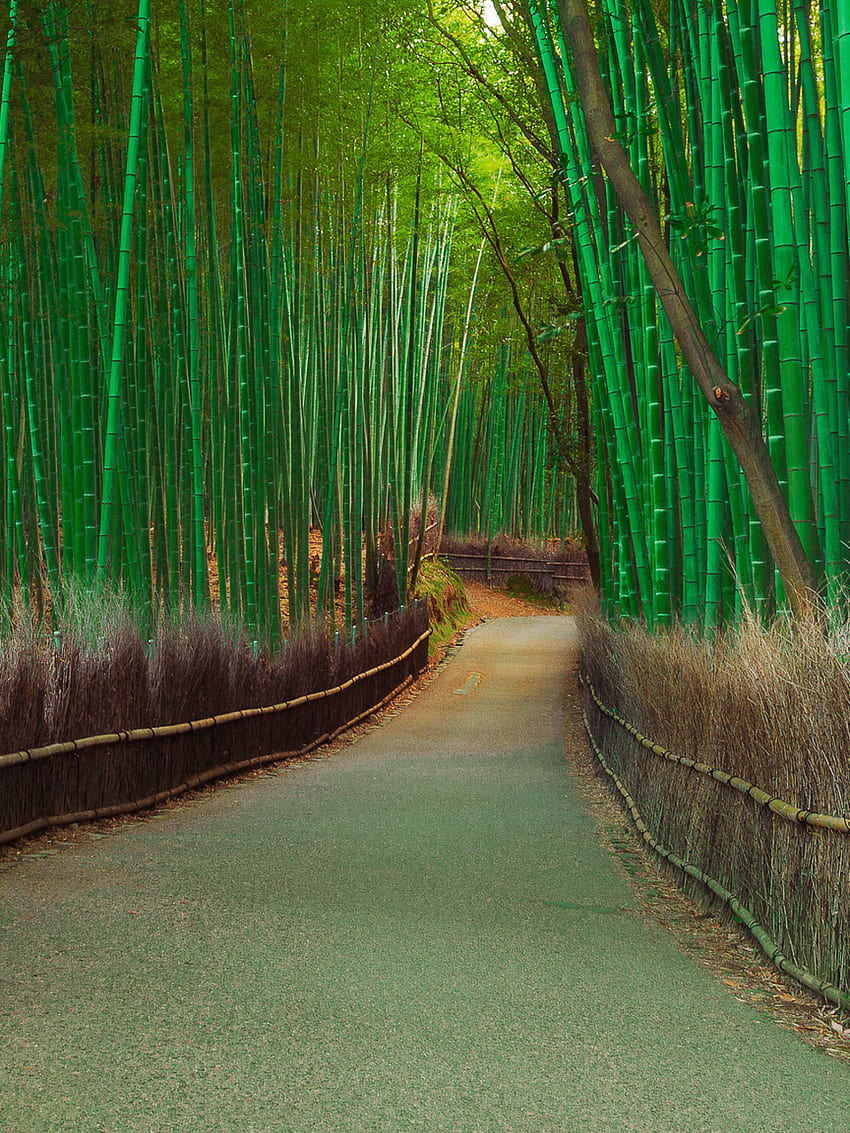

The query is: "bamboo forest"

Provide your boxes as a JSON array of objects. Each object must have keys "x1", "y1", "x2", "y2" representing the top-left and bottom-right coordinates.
[
  {"x1": 7, "y1": 2, "x2": 850, "y2": 1120},
  {"x1": 1, "y1": 0, "x2": 848, "y2": 639}
]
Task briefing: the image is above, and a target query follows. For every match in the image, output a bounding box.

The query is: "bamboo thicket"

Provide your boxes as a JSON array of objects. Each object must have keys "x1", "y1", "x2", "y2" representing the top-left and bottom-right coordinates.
[
  {"x1": 0, "y1": 1, "x2": 579, "y2": 644},
  {"x1": 528, "y1": 0, "x2": 850, "y2": 624}
]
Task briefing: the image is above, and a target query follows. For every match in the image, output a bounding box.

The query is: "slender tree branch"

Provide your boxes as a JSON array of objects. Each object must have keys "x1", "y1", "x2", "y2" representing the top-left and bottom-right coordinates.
[{"x1": 425, "y1": 0, "x2": 555, "y2": 164}]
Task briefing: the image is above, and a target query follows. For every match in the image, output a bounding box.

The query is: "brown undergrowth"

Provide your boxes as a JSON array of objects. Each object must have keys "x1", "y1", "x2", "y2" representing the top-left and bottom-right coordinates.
[
  {"x1": 0, "y1": 593, "x2": 429, "y2": 842},
  {"x1": 564, "y1": 661, "x2": 850, "y2": 1064},
  {"x1": 576, "y1": 589, "x2": 850, "y2": 1007},
  {"x1": 439, "y1": 534, "x2": 589, "y2": 597}
]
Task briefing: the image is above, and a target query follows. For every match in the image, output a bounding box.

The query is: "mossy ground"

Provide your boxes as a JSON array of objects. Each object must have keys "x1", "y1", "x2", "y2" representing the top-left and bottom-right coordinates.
[
  {"x1": 414, "y1": 558, "x2": 472, "y2": 657},
  {"x1": 505, "y1": 573, "x2": 568, "y2": 610}
]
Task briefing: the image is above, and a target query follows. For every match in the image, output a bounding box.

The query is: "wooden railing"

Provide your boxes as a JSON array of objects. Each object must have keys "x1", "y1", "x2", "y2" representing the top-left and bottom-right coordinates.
[{"x1": 441, "y1": 551, "x2": 589, "y2": 589}]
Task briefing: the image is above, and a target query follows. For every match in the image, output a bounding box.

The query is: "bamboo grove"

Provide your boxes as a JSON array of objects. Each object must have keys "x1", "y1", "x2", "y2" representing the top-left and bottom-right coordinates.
[
  {"x1": 0, "y1": 0, "x2": 576, "y2": 647},
  {"x1": 528, "y1": 0, "x2": 850, "y2": 625}
]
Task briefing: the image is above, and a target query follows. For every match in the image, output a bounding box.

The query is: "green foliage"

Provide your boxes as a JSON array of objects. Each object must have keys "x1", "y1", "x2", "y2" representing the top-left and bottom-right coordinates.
[
  {"x1": 527, "y1": 0, "x2": 850, "y2": 625},
  {"x1": 0, "y1": 0, "x2": 577, "y2": 646},
  {"x1": 505, "y1": 573, "x2": 563, "y2": 609},
  {"x1": 414, "y1": 556, "x2": 470, "y2": 655}
]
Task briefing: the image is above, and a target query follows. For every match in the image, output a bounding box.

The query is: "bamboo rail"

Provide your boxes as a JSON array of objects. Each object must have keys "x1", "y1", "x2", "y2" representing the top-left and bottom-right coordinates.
[
  {"x1": 0, "y1": 669, "x2": 421, "y2": 848},
  {"x1": 580, "y1": 671, "x2": 850, "y2": 833},
  {"x1": 0, "y1": 630, "x2": 430, "y2": 770},
  {"x1": 442, "y1": 552, "x2": 589, "y2": 584},
  {"x1": 0, "y1": 627, "x2": 430, "y2": 845},
  {"x1": 580, "y1": 704, "x2": 850, "y2": 1010}
]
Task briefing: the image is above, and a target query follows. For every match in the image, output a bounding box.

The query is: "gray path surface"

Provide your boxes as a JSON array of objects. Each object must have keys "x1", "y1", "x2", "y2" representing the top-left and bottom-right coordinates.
[{"x1": 1, "y1": 616, "x2": 849, "y2": 1132}]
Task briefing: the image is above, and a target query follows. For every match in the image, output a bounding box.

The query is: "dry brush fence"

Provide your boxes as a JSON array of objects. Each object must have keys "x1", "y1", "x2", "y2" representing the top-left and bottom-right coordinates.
[
  {"x1": 440, "y1": 538, "x2": 589, "y2": 596},
  {"x1": 0, "y1": 602, "x2": 429, "y2": 845},
  {"x1": 577, "y1": 599, "x2": 850, "y2": 1009}
]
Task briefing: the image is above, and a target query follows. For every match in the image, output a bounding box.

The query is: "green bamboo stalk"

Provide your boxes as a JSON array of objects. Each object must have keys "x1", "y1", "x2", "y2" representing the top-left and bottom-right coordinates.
[
  {"x1": 96, "y1": 0, "x2": 151, "y2": 581},
  {"x1": 179, "y1": 0, "x2": 207, "y2": 608}
]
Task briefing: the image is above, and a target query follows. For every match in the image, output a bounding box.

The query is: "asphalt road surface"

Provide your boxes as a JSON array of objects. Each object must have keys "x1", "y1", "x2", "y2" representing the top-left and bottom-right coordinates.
[{"x1": 1, "y1": 616, "x2": 849, "y2": 1132}]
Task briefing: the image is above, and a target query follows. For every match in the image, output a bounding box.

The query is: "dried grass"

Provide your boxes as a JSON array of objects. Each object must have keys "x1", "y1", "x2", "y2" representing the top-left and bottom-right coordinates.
[
  {"x1": 0, "y1": 596, "x2": 429, "y2": 840},
  {"x1": 440, "y1": 535, "x2": 589, "y2": 595},
  {"x1": 576, "y1": 589, "x2": 850, "y2": 995}
]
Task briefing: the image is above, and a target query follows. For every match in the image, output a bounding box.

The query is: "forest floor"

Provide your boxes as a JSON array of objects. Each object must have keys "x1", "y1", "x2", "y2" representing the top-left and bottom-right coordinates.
[{"x1": 461, "y1": 577, "x2": 562, "y2": 620}]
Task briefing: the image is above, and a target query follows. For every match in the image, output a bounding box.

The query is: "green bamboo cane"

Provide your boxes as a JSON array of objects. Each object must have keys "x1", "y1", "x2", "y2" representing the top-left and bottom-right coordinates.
[
  {"x1": 179, "y1": 0, "x2": 207, "y2": 608},
  {"x1": 12, "y1": 176, "x2": 60, "y2": 594},
  {"x1": 0, "y1": 0, "x2": 16, "y2": 221},
  {"x1": 96, "y1": 0, "x2": 151, "y2": 581}
]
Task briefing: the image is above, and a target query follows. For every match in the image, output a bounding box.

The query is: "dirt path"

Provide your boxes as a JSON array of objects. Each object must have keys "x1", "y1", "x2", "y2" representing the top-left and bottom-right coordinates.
[
  {"x1": 462, "y1": 578, "x2": 561, "y2": 620},
  {"x1": 1, "y1": 617, "x2": 849, "y2": 1131}
]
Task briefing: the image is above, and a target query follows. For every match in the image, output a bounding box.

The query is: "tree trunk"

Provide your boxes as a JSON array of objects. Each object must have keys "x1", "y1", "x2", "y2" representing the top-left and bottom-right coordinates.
[
  {"x1": 572, "y1": 325, "x2": 600, "y2": 589},
  {"x1": 557, "y1": 0, "x2": 820, "y2": 619}
]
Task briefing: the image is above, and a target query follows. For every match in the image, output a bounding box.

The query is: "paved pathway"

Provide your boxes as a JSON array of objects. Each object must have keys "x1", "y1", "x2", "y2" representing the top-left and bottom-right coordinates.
[{"x1": 1, "y1": 617, "x2": 849, "y2": 1132}]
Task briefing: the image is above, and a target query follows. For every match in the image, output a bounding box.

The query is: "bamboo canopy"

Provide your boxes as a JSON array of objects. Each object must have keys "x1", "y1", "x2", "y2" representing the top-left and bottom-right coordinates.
[{"x1": 0, "y1": 0, "x2": 575, "y2": 644}]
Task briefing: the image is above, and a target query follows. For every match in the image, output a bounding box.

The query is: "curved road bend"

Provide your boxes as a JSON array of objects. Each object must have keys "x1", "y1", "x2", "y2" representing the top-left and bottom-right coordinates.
[{"x1": 1, "y1": 617, "x2": 849, "y2": 1132}]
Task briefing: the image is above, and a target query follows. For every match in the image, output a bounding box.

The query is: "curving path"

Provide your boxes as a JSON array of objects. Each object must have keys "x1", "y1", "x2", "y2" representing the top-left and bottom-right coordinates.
[{"x1": 1, "y1": 617, "x2": 849, "y2": 1131}]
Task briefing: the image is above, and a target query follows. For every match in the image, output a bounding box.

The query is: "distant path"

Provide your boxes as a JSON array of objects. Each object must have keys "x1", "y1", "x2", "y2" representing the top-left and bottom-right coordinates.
[{"x1": 1, "y1": 617, "x2": 849, "y2": 1132}]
